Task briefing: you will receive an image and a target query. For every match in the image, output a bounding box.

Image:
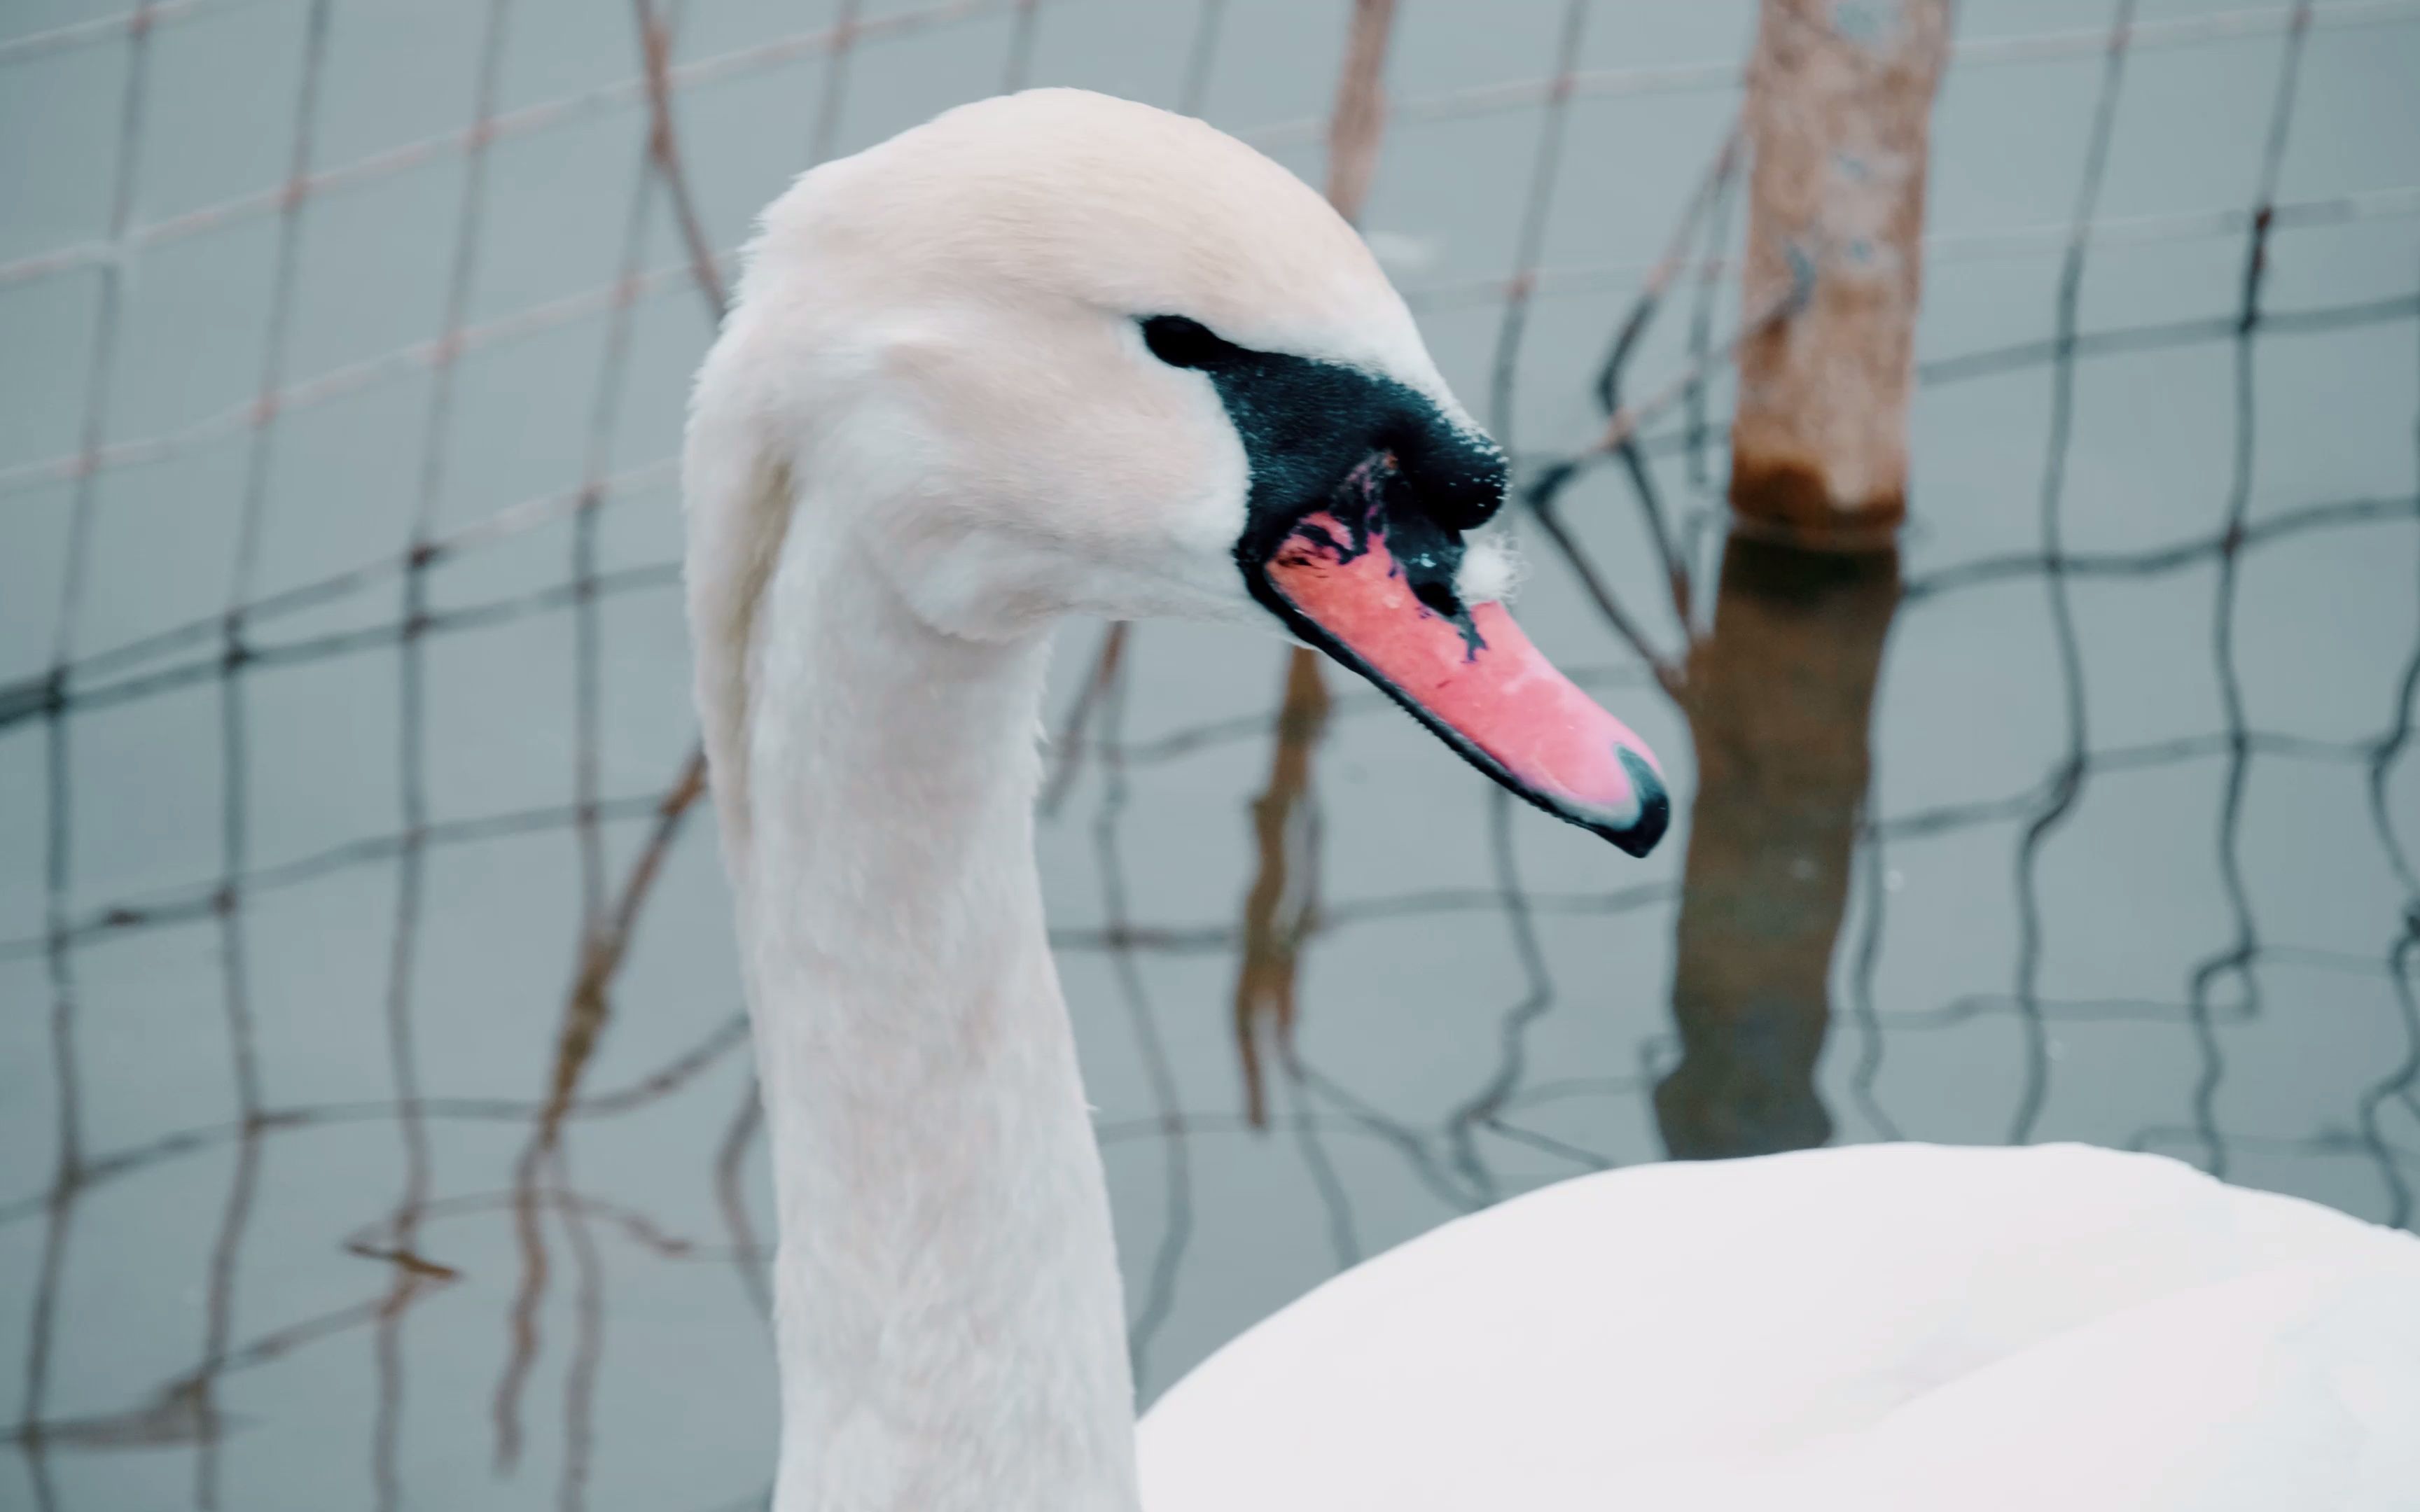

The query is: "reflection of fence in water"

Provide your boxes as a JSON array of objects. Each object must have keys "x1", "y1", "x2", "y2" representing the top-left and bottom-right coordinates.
[{"x1": 2, "y1": 0, "x2": 2417, "y2": 1508}]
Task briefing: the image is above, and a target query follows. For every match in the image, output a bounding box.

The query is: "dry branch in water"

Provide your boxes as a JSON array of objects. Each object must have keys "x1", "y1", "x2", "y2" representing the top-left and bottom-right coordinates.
[
  {"x1": 1232, "y1": 0, "x2": 1398, "y2": 1129},
  {"x1": 495, "y1": 0, "x2": 726, "y2": 1467}
]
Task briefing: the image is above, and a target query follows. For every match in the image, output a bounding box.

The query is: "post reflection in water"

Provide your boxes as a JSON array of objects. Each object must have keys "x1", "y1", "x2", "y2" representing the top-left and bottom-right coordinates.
[
  {"x1": 1647, "y1": 0, "x2": 1941, "y2": 1162},
  {"x1": 1657, "y1": 532, "x2": 1902, "y2": 1160}
]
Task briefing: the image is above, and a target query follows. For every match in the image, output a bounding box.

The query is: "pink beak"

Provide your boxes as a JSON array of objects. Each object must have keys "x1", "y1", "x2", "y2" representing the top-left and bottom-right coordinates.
[{"x1": 1260, "y1": 498, "x2": 1669, "y2": 858}]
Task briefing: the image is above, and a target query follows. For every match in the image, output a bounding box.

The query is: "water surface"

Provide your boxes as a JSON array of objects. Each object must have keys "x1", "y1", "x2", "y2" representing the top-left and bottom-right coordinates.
[{"x1": 3, "y1": 1, "x2": 2417, "y2": 1508}]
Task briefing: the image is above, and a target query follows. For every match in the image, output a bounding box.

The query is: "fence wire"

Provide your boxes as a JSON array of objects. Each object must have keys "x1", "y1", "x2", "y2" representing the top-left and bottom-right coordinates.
[{"x1": 4, "y1": 1, "x2": 2418, "y2": 1510}]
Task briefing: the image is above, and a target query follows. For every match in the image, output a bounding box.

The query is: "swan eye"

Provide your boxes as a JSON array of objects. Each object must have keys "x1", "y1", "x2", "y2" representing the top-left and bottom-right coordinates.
[{"x1": 1139, "y1": 314, "x2": 1235, "y2": 370}]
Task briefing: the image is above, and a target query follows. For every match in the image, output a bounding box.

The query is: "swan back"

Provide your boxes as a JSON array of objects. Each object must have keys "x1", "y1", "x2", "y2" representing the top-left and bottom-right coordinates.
[{"x1": 1138, "y1": 1143, "x2": 2420, "y2": 1511}]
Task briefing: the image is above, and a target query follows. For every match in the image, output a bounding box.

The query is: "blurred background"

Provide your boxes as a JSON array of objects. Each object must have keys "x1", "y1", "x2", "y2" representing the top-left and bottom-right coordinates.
[{"x1": 2, "y1": 1, "x2": 2416, "y2": 1508}]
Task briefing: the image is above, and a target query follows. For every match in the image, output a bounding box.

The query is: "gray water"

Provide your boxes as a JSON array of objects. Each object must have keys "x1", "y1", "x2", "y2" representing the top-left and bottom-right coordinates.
[{"x1": 3, "y1": 1, "x2": 2418, "y2": 1508}]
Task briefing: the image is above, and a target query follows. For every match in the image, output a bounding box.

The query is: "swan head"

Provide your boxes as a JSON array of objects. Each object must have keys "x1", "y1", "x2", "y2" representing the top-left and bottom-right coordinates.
[{"x1": 700, "y1": 88, "x2": 1667, "y2": 855}]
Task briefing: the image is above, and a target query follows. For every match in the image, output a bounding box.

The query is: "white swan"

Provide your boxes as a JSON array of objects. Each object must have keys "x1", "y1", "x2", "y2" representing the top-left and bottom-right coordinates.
[{"x1": 682, "y1": 88, "x2": 2420, "y2": 1512}]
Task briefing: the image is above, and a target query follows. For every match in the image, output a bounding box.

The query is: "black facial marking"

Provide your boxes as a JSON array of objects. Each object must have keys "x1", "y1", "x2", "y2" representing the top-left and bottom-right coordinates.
[
  {"x1": 1134, "y1": 313, "x2": 1508, "y2": 583},
  {"x1": 1301, "y1": 457, "x2": 1486, "y2": 657},
  {"x1": 1142, "y1": 316, "x2": 1665, "y2": 856},
  {"x1": 1412, "y1": 577, "x2": 1461, "y2": 620}
]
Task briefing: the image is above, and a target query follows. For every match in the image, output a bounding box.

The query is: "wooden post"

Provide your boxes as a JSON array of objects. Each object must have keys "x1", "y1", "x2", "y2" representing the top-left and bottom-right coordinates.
[
  {"x1": 1728, "y1": 0, "x2": 1949, "y2": 537},
  {"x1": 1655, "y1": 0, "x2": 1946, "y2": 1159}
]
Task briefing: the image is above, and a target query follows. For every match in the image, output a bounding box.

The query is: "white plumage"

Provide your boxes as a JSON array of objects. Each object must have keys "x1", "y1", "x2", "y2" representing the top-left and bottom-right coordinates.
[
  {"x1": 683, "y1": 87, "x2": 2420, "y2": 1512},
  {"x1": 1142, "y1": 1143, "x2": 2420, "y2": 1511}
]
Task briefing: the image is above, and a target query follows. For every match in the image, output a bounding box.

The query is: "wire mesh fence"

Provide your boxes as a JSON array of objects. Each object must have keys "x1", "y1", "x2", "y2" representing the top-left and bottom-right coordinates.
[{"x1": 2, "y1": 1, "x2": 2416, "y2": 1509}]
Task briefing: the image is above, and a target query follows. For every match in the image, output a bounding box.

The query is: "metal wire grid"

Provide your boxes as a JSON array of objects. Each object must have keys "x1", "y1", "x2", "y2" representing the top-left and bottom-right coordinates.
[{"x1": 1, "y1": 1, "x2": 2416, "y2": 1508}]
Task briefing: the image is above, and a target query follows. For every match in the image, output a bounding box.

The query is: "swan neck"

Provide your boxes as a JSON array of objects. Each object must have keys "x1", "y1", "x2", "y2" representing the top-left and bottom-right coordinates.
[{"x1": 736, "y1": 543, "x2": 1139, "y2": 1512}]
